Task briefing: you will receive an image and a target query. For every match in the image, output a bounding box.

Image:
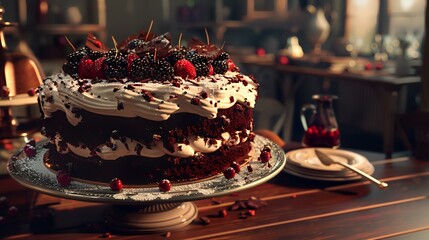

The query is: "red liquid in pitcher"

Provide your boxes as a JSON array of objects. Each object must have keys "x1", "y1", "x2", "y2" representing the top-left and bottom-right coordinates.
[{"x1": 303, "y1": 125, "x2": 340, "y2": 148}]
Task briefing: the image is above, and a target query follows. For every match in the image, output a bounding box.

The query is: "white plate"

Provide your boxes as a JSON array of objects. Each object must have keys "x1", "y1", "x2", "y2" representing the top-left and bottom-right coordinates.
[
  {"x1": 284, "y1": 148, "x2": 375, "y2": 181},
  {"x1": 286, "y1": 148, "x2": 368, "y2": 172},
  {"x1": 283, "y1": 162, "x2": 375, "y2": 181}
]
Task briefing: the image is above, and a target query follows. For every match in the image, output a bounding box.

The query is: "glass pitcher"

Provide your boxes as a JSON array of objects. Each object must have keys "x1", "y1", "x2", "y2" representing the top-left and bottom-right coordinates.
[{"x1": 300, "y1": 94, "x2": 340, "y2": 148}]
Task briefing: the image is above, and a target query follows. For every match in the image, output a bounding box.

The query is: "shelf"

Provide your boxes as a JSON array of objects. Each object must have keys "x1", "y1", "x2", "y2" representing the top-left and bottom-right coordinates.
[{"x1": 35, "y1": 24, "x2": 106, "y2": 35}]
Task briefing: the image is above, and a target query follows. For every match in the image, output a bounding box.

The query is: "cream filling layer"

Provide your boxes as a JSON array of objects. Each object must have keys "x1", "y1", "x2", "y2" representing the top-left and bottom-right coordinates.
[
  {"x1": 39, "y1": 72, "x2": 258, "y2": 126},
  {"x1": 52, "y1": 130, "x2": 250, "y2": 160}
]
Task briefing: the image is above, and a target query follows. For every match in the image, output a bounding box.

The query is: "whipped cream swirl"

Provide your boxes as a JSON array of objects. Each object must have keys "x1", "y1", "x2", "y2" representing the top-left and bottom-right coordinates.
[{"x1": 38, "y1": 72, "x2": 258, "y2": 126}]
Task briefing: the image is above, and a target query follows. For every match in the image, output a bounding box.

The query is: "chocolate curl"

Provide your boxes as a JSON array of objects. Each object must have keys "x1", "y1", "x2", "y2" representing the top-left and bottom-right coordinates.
[
  {"x1": 85, "y1": 33, "x2": 109, "y2": 52},
  {"x1": 188, "y1": 37, "x2": 223, "y2": 60}
]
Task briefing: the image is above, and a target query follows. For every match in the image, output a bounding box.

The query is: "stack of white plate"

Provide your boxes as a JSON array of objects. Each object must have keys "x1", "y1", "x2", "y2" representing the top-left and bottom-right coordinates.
[{"x1": 284, "y1": 148, "x2": 374, "y2": 181}]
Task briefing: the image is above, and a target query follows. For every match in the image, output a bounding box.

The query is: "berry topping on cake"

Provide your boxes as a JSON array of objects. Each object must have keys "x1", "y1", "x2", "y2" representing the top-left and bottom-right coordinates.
[
  {"x1": 212, "y1": 60, "x2": 228, "y2": 74},
  {"x1": 174, "y1": 59, "x2": 196, "y2": 79},
  {"x1": 56, "y1": 170, "x2": 71, "y2": 187},
  {"x1": 78, "y1": 57, "x2": 96, "y2": 79},
  {"x1": 159, "y1": 179, "x2": 172, "y2": 192},
  {"x1": 110, "y1": 178, "x2": 123, "y2": 191},
  {"x1": 153, "y1": 60, "x2": 174, "y2": 81}
]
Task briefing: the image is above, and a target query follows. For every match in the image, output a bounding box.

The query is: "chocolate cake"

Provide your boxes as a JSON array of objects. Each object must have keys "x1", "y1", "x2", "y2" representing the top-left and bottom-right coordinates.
[{"x1": 38, "y1": 32, "x2": 258, "y2": 185}]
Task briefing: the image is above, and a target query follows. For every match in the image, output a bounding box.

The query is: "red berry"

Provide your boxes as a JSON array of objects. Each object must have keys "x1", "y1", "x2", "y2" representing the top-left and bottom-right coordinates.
[
  {"x1": 174, "y1": 59, "x2": 196, "y2": 79},
  {"x1": 223, "y1": 167, "x2": 236, "y2": 179},
  {"x1": 259, "y1": 150, "x2": 271, "y2": 163},
  {"x1": 375, "y1": 62, "x2": 384, "y2": 70},
  {"x1": 27, "y1": 88, "x2": 37, "y2": 96},
  {"x1": 24, "y1": 145, "x2": 36, "y2": 157},
  {"x1": 78, "y1": 57, "x2": 96, "y2": 79},
  {"x1": 226, "y1": 59, "x2": 238, "y2": 71},
  {"x1": 94, "y1": 57, "x2": 106, "y2": 79},
  {"x1": 127, "y1": 53, "x2": 139, "y2": 72},
  {"x1": 159, "y1": 179, "x2": 172, "y2": 192},
  {"x1": 231, "y1": 161, "x2": 241, "y2": 173},
  {"x1": 208, "y1": 64, "x2": 214, "y2": 75},
  {"x1": 110, "y1": 178, "x2": 123, "y2": 191},
  {"x1": 364, "y1": 62, "x2": 373, "y2": 70},
  {"x1": 56, "y1": 170, "x2": 71, "y2": 187},
  {"x1": 7, "y1": 206, "x2": 18, "y2": 218},
  {"x1": 1, "y1": 86, "x2": 10, "y2": 97},
  {"x1": 256, "y1": 48, "x2": 266, "y2": 56}
]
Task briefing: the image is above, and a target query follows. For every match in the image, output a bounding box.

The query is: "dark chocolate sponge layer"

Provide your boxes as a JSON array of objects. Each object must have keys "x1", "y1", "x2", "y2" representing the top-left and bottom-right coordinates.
[{"x1": 45, "y1": 140, "x2": 252, "y2": 185}]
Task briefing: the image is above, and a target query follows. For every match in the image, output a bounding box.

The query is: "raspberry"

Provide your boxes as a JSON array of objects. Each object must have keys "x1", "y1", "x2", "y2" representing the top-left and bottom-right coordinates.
[
  {"x1": 94, "y1": 57, "x2": 106, "y2": 79},
  {"x1": 227, "y1": 59, "x2": 239, "y2": 72},
  {"x1": 56, "y1": 170, "x2": 71, "y2": 187},
  {"x1": 78, "y1": 57, "x2": 96, "y2": 79},
  {"x1": 127, "y1": 53, "x2": 139, "y2": 72},
  {"x1": 174, "y1": 59, "x2": 196, "y2": 79},
  {"x1": 208, "y1": 64, "x2": 214, "y2": 75},
  {"x1": 159, "y1": 179, "x2": 172, "y2": 192},
  {"x1": 110, "y1": 178, "x2": 123, "y2": 191}
]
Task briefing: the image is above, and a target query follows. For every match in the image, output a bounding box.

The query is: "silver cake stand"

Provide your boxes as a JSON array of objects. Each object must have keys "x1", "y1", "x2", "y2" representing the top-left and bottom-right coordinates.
[{"x1": 7, "y1": 135, "x2": 286, "y2": 233}]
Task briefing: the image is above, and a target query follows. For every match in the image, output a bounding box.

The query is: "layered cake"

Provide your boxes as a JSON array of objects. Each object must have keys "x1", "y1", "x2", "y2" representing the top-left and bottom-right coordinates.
[{"x1": 38, "y1": 32, "x2": 259, "y2": 185}]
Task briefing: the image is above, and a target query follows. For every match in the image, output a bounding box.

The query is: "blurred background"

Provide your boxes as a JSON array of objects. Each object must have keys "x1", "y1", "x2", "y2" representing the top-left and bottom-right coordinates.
[{"x1": 0, "y1": 0, "x2": 426, "y2": 157}]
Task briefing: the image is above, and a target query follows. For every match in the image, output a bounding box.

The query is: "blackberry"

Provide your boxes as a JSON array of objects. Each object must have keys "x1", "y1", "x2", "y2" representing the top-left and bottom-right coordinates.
[
  {"x1": 188, "y1": 55, "x2": 208, "y2": 65},
  {"x1": 166, "y1": 49, "x2": 184, "y2": 65},
  {"x1": 153, "y1": 60, "x2": 173, "y2": 81},
  {"x1": 63, "y1": 49, "x2": 86, "y2": 77},
  {"x1": 129, "y1": 58, "x2": 153, "y2": 80},
  {"x1": 216, "y1": 52, "x2": 230, "y2": 61},
  {"x1": 66, "y1": 48, "x2": 86, "y2": 63},
  {"x1": 62, "y1": 62, "x2": 79, "y2": 78},
  {"x1": 105, "y1": 48, "x2": 124, "y2": 59},
  {"x1": 104, "y1": 56, "x2": 127, "y2": 79},
  {"x1": 212, "y1": 60, "x2": 228, "y2": 74},
  {"x1": 87, "y1": 49, "x2": 104, "y2": 60},
  {"x1": 195, "y1": 63, "x2": 209, "y2": 76},
  {"x1": 185, "y1": 49, "x2": 197, "y2": 60}
]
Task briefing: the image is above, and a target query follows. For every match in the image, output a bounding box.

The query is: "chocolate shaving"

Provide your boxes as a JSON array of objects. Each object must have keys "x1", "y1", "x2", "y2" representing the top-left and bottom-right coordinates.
[
  {"x1": 188, "y1": 37, "x2": 223, "y2": 60},
  {"x1": 118, "y1": 30, "x2": 156, "y2": 50},
  {"x1": 85, "y1": 33, "x2": 109, "y2": 52},
  {"x1": 135, "y1": 32, "x2": 172, "y2": 58}
]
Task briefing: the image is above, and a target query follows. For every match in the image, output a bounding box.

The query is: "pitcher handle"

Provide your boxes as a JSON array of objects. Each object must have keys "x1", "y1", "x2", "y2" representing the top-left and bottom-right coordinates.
[{"x1": 300, "y1": 104, "x2": 316, "y2": 131}]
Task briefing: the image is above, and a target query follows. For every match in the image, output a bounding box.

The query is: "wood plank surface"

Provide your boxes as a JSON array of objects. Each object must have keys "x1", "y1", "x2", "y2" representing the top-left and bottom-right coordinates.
[{"x1": 1, "y1": 156, "x2": 429, "y2": 239}]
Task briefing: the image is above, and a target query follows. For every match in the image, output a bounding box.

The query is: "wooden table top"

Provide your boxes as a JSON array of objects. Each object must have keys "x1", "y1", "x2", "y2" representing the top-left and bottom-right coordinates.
[
  {"x1": 238, "y1": 55, "x2": 420, "y2": 89},
  {"x1": 1, "y1": 147, "x2": 429, "y2": 239}
]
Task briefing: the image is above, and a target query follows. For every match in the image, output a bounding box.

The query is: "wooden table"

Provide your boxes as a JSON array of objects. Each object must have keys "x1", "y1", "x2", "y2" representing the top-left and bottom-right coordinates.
[
  {"x1": 1, "y1": 148, "x2": 429, "y2": 239},
  {"x1": 239, "y1": 55, "x2": 421, "y2": 158}
]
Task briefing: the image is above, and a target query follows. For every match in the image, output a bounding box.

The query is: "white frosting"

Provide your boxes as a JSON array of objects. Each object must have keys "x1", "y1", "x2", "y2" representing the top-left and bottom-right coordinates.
[
  {"x1": 38, "y1": 72, "x2": 258, "y2": 126},
  {"x1": 53, "y1": 130, "x2": 250, "y2": 160}
]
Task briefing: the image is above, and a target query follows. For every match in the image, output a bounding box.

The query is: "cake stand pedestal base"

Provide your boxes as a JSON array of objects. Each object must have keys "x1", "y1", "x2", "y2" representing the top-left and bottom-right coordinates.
[{"x1": 104, "y1": 202, "x2": 198, "y2": 233}]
